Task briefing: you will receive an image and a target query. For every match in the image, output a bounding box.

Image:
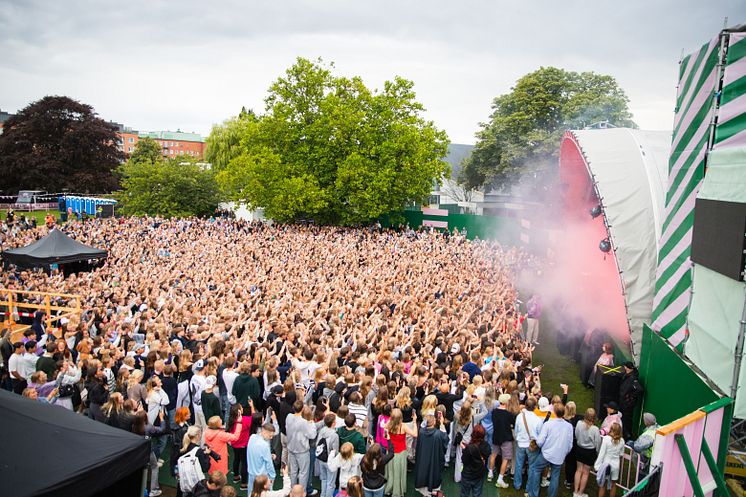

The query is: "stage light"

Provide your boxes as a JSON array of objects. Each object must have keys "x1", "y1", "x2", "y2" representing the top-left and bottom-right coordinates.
[
  {"x1": 590, "y1": 205, "x2": 603, "y2": 218},
  {"x1": 599, "y1": 238, "x2": 612, "y2": 253}
]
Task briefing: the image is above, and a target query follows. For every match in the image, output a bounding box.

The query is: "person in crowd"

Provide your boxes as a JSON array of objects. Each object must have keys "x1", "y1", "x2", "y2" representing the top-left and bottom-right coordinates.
[
  {"x1": 361, "y1": 443, "x2": 394, "y2": 497},
  {"x1": 86, "y1": 366, "x2": 109, "y2": 422},
  {"x1": 132, "y1": 408, "x2": 168, "y2": 496},
  {"x1": 346, "y1": 476, "x2": 365, "y2": 497},
  {"x1": 600, "y1": 402, "x2": 623, "y2": 436},
  {"x1": 573, "y1": 408, "x2": 601, "y2": 497},
  {"x1": 460, "y1": 424, "x2": 490, "y2": 497},
  {"x1": 562, "y1": 401, "x2": 583, "y2": 491},
  {"x1": 316, "y1": 413, "x2": 340, "y2": 497},
  {"x1": 595, "y1": 422, "x2": 625, "y2": 497},
  {"x1": 247, "y1": 422, "x2": 278, "y2": 491},
  {"x1": 490, "y1": 393, "x2": 515, "y2": 488},
  {"x1": 286, "y1": 401, "x2": 318, "y2": 489},
  {"x1": 628, "y1": 412, "x2": 659, "y2": 472},
  {"x1": 202, "y1": 376, "x2": 222, "y2": 425},
  {"x1": 204, "y1": 414, "x2": 242, "y2": 475},
  {"x1": 338, "y1": 413, "x2": 367, "y2": 454},
  {"x1": 177, "y1": 425, "x2": 212, "y2": 497},
  {"x1": 527, "y1": 403, "x2": 574, "y2": 497},
  {"x1": 384, "y1": 408, "x2": 417, "y2": 497},
  {"x1": 170, "y1": 406, "x2": 192, "y2": 482},
  {"x1": 414, "y1": 414, "x2": 449, "y2": 497},
  {"x1": 192, "y1": 471, "x2": 228, "y2": 497},
  {"x1": 619, "y1": 362, "x2": 643, "y2": 440},
  {"x1": 525, "y1": 295, "x2": 541, "y2": 344},
  {"x1": 513, "y1": 396, "x2": 541, "y2": 492},
  {"x1": 250, "y1": 466, "x2": 292, "y2": 497},
  {"x1": 328, "y1": 442, "x2": 364, "y2": 492},
  {"x1": 228, "y1": 402, "x2": 253, "y2": 490}
]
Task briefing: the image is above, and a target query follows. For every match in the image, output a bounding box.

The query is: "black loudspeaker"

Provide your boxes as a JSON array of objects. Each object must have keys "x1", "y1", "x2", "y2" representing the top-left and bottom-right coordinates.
[
  {"x1": 594, "y1": 365, "x2": 623, "y2": 420},
  {"x1": 691, "y1": 198, "x2": 746, "y2": 281}
]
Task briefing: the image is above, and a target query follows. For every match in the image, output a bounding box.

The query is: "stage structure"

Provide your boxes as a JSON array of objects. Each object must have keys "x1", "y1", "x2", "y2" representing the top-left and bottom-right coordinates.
[{"x1": 558, "y1": 128, "x2": 671, "y2": 359}]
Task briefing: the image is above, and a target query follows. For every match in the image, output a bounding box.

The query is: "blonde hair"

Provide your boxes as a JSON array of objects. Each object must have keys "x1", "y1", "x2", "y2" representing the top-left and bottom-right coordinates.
[
  {"x1": 208, "y1": 415, "x2": 222, "y2": 429},
  {"x1": 387, "y1": 408, "x2": 403, "y2": 435},
  {"x1": 340, "y1": 442, "x2": 354, "y2": 460},
  {"x1": 181, "y1": 425, "x2": 201, "y2": 453},
  {"x1": 564, "y1": 401, "x2": 577, "y2": 420},
  {"x1": 396, "y1": 387, "x2": 412, "y2": 409},
  {"x1": 127, "y1": 369, "x2": 144, "y2": 388},
  {"x1": 421, "y1": 394, "x2": 437, "y2": 415},
  {"x1": 609, "y1": 422, "x2": 623, "y2": 444}
]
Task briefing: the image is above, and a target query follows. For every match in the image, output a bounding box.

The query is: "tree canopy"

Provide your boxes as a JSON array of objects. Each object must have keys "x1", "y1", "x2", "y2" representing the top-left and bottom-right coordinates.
[
  {"x1": 212, "y1": 58, "x2": 449, "y2": 225},
  {"x1": 0, "y1": 96, "x2": 123, "y2": 193},
  {"x1": 117, "y1": 141, "x2": 220, "y2": 218},
  {"x1": 459, "y1": 67, "x2": 635, "y2": 191}
]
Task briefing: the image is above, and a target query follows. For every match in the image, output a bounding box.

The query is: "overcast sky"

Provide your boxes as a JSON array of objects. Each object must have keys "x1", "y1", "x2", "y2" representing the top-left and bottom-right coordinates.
[{"x1": 1, "y1": 0, "x2": 744, "y2": 144}]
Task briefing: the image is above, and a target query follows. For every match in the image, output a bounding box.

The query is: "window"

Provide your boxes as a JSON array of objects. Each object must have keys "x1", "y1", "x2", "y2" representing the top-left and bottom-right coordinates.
[
  {"x1": 128, "y1": 137, "x2": 134, "y2": 143},
  {"x1": 128, "y1": 147, "x2": 134, "y2": 152}
]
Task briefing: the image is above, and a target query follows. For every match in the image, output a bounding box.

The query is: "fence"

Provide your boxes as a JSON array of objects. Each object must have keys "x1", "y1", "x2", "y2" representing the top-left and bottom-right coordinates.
[{"x1": 0, "y1": 288, "x2": 82, "y2": 342}]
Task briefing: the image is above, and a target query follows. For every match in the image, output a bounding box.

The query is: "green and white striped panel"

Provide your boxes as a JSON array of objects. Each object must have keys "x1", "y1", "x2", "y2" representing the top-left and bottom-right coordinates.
[
  {"x1": 652, "y1": 36, "x2": 720, "y2": 346},
  {"x1": 714, "y1": 32, "x2": 746, "y2": 150}
]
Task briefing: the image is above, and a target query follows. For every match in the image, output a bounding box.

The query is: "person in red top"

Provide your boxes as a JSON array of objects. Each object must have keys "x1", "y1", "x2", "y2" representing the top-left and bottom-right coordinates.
[
  {"x1": 384, "y1": 408, "x2": 418, "y2": 497},
  {"x1": 204, "y1": 414, "x2": 242, "y2": 475},
  {"x1": 228, "y1": 402, "x2": 254, "y2": 490}
]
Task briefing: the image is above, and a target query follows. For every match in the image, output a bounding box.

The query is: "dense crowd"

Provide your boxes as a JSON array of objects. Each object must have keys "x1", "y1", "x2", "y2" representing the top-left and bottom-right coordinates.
[{"x1": 0, "y1": 216, "x2": 652, "y2": 497}]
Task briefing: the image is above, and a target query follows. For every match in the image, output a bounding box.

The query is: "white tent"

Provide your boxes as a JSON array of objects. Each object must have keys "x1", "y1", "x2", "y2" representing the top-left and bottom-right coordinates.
[{"x1": 563, "y1": 128, "x2": 671, "y2": 357}]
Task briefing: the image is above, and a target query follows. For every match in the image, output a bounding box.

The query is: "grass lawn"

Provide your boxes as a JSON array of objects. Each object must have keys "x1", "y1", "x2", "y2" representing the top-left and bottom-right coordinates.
[{"x1": 1, "y1": 208, "x2": 60, "y2": 226}]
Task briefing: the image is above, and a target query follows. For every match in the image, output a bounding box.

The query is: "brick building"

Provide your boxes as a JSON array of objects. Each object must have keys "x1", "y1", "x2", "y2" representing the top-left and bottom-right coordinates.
[
  {"x1": 116, "y1": 127, "x2": 206, "y2": 159},
  {"x1": 0, "y1": 109, "x2": 13, "y2": 134}
]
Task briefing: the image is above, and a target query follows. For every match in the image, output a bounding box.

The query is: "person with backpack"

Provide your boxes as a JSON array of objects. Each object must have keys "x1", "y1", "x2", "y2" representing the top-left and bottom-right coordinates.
[
  {"x1": 176, "y1": 425, "x2": 212, "y2": 497},
  {"x1": 316, "y1": 413, "x2": 340, "y2": 497},
  {"x1": 513, "y1": 397, "x2": 541, "y2": 492},
  {"x1": 460, "y1": 424, "x2": 491, "y2": 497}
]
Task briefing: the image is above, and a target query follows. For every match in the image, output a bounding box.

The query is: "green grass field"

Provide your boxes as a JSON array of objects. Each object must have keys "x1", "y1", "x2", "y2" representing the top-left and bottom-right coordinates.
[{"x1": 1, "y1": 208, "x2": 60, "y2": 226}]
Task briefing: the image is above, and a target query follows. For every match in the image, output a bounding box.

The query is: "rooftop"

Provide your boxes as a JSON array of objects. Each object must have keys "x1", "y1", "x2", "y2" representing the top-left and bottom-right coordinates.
[{"x1": 139, "y1": 130, "x2": 204, "y2": 143}]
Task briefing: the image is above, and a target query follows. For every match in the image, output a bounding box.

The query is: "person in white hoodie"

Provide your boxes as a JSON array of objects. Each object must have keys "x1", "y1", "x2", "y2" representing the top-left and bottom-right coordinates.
[{"x1": 327, "y1": 442, "x2": 364, "y2": 491}]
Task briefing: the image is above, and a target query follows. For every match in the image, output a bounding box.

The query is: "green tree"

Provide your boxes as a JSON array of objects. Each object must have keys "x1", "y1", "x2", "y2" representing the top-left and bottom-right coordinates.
[
  {"x1": 204, "y1": 112, "x2": 258, "y2": 172},
  {"x1": 0, "y1": 96, "x2": 123, "y2": 192},
  {"x1": 117, "y1": 157, "x2": 221, "y2": 218},
  {"x1": 129, "y1": 137, "x2": 163, "y2": 165},
  {"x1": 460, "y1": 67, "x2": 635, "y2": 191},
  {"x1": 214, "y1": 58, "x2": 449, "y2": 225}
]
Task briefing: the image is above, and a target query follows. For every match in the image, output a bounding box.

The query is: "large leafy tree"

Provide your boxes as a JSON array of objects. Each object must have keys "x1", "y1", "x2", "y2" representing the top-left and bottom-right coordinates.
[
  {"x1": 0, "y1": 96, "x2": 123, "y2": 193},
  {"x1": 214, "y1": 58, "x2": 449, "y2": 225},
  {"x1": 128, "y1": 137, "x2": 162, "y2": 165},
  {"x1": 204, "y1": 110, "x2": 258, "y2": 172},
  {"x1": 117, "y1": 143, "x2": 221, "y2": 218},
  {"x1": 460, "y1": 67, "x2": 635, "y2": 191}
]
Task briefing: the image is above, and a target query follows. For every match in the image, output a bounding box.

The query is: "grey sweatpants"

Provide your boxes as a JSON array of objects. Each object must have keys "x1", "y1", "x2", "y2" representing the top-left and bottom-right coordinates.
[{"x1": 289, "y1": 450, "x2": 310, "y2": 489}]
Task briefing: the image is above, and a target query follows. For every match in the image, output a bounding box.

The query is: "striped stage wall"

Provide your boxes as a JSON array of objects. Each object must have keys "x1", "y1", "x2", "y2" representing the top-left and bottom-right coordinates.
[{"x1": 652, "y1": 35, "x2": 721, "y2": 347}]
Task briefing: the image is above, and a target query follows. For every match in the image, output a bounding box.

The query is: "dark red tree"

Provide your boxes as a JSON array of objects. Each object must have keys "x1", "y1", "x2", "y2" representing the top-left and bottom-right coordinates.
[{"x1": 0, "y1": 96, "x2": 124, "y2": 193}]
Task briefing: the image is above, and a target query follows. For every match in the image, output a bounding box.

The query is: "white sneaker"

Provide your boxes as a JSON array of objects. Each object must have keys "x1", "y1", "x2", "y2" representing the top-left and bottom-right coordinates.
[
  {"x1": 541, "y1": 478, "x2": 550, "y2": 487},
  {"x1": 150, "y1": 490, "x2": 162, "y2": 497},
  {"x1": 495, "y1": 479, "x2": 509, "y2": 488},
  {"x1": 487, "y1": 470, "x2": 494, "y2": 481}
]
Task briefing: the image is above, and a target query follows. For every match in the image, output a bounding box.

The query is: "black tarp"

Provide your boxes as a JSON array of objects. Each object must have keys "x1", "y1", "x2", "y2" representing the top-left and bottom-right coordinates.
[
  {"x1": 1, "y1": 228, "x2": 107, "y2": 268},
  {"x1": 0, "y1": 390, "x2": 150, "y2": 497}
]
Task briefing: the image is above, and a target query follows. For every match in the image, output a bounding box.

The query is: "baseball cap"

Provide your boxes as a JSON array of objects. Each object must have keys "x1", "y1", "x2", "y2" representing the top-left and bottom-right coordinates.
[
  {"x1": 205, "y1": 375, "x2": 217, "y2": 387},
  {"x1": 450, "y1": 343, "x2": 460, "y2": 354},
  {"x1": 605, "y1": 401, "x2": 619, "y2": 411},
  {"x1": 193, "y1": 359, "x2": 205, "y2": 372},
  {"x1": 271, "y1": 385, "x2": 284, "y2": 395},
  {"x1": 538, "y1": 397, "x2": 551, "y2": 412}
]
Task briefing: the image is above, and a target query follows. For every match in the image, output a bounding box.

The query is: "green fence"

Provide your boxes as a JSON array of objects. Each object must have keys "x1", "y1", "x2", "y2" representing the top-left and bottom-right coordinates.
[
  {"x1": 639, "y1": 324, "x2": 721, "y2": 427},
  {"x1": 381, "y1": 209, "x2": 524, "y2": 247}
]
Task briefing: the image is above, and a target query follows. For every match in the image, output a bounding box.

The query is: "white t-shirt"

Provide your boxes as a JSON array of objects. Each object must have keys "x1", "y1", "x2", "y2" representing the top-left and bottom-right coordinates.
[
  {"x1": 190, "y1": 374, "x2": 207, "y2": 408},
  {"x1": 222, "y1": 369, "x2": 239, "y2": 404},
  {"x1": 20, "y1": 353, "x2": 38, "y2": 380},
  {"x1": 8, "y1": 353, "x2": 23, "y2": 379}
]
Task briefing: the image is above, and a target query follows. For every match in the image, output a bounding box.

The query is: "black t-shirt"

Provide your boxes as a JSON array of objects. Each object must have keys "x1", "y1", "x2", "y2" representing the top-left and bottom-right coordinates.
[
  {"x1": 434, "y1": 391, "x2": 460, "y2": 421},
  {"x1": 491, "y1": 408, "x2": 516, "y2": 444},
  {"x1": 462, "y1": 441, "x2": 491, "y2": 480}
]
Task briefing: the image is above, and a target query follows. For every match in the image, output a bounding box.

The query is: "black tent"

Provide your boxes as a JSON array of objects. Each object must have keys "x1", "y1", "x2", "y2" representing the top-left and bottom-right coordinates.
[
  {"x1": 0, "y1": 390, "x2": 150, "y2": 497},
  {"x1": 1, "y1": 228, "x2": 107, "y2": 268}
]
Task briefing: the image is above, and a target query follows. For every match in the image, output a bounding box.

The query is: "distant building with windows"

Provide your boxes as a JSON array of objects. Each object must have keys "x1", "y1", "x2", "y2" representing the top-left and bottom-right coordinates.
[{"x1": 113, "y1": 123, "x2": 206, "y2": 159}]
